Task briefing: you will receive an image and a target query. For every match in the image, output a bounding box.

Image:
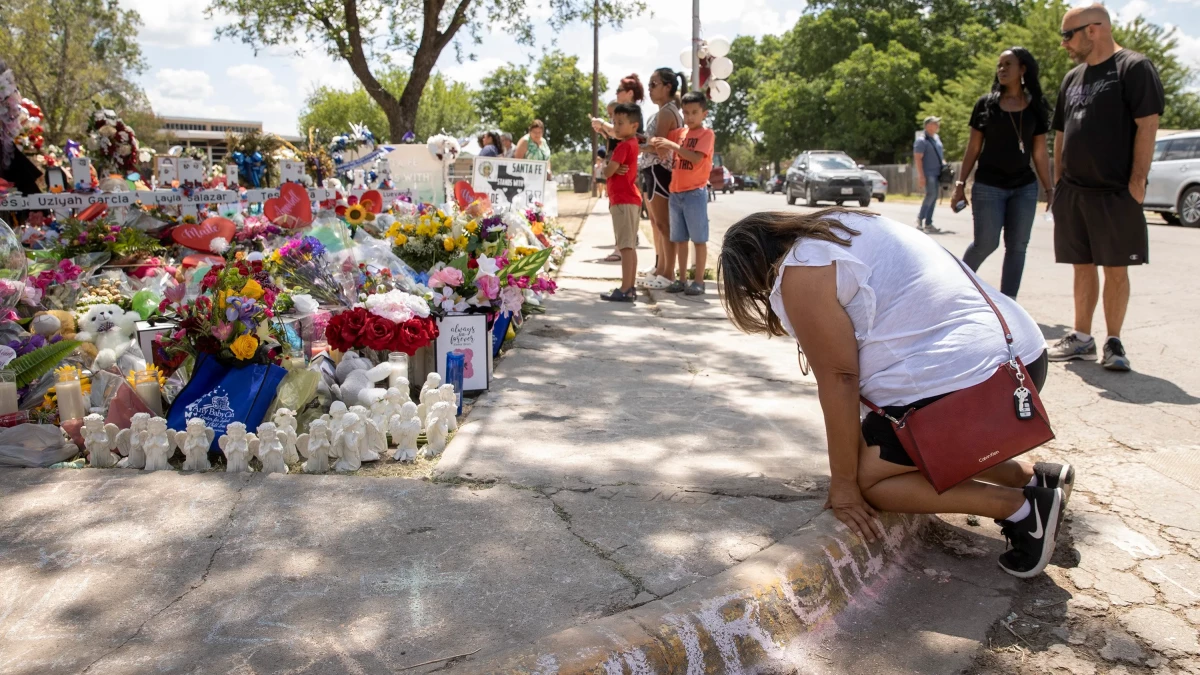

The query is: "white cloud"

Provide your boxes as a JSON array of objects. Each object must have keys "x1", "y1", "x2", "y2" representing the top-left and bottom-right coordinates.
[
  {"x1": 1116, "y1": 0, "x2": 1153, "y2": 23},
  {"x1": 150, "y1": 69, "x2": 214, "y2": 102},
  {"x1": 119, "y1": 0, "x2": 218, "y2": 48},
  {"x1": 440, "y1": 57, "x2": 511, "y2": 88}
]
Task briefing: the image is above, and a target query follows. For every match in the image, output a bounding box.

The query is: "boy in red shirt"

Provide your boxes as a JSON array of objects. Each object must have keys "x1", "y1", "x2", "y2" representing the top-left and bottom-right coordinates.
[
  {"x1": 651, "y1": 91, "x2": 714, "y2": 295},
  {"x1": 600, "y1": 103, "x2": 643, "y2": 303}
]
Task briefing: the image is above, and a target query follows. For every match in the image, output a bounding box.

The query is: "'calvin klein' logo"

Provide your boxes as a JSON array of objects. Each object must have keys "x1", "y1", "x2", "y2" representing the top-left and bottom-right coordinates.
[{"x1": 979, "y1": 450, "x2": 1000, "y2": 463}]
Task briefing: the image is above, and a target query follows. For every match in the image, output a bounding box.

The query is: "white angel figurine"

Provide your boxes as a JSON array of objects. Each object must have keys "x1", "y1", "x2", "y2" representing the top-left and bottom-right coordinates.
[
  {"x1": 333, "y1": 412, "x2": 363, "y2": 472},
  {"x1": 437, "y1": 384, "x2": 459, "y2": 431},
  {"x1": 254, "y1": 422, "x2": 288, "y2": 475},
  {"x1": 418, "y1": 386, "x2": 443, "y2": 430},
  {"x1": 142, "y1": 417, "x2": 174, "y2": 471},
  {"x1": 218, "y1": 422, "x2": 255, "y2": 473},
  {"x1": 297, "y1": 419, "x2": 332, "y2": 474},
  {"x1": 417, "y1": 372, "x2": 442, "y2": 421},
  {"x1": 369, "y1": 397, "x2": 393, "y2": 451},
  {"x1": 349, "y1": 404, "x2": 383, "y2": 462},
  {"x1": 422, "y1": 408, "x2": 449, "y2": 458},
  {"x1": 175, "y1": 418, "x2": 213, "y2": 472},
  {"x1": 389, "y1": 401, "x2": 421, "y2": 462},
  {"x1": 273, "y1": 408, "x2": 300, "y2": 464},
  {"x1": 81, "y1": 414, "x2": 120, "y2": 468},
  {"x1": 116, "y1": 412, "x2": 151, "y2": 469}
]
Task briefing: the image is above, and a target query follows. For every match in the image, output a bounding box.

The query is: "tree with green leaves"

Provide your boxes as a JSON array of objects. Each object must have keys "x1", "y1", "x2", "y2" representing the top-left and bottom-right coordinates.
[
  {"x1": 299, "y1": 69, "x2": 478, "y2": 144},
  {"x1": 207, "y1": 0, "x2": 644, "y2": 143},
  {"x1": 0, "y1": 0, "x2": 145, "y2": 145},
  {"x1": 475, "y1": 51, "x2": 604, "y2": 152}
]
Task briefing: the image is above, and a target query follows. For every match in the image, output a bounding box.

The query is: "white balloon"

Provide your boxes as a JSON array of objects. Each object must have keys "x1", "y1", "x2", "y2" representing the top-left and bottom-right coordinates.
[
  {"x1": 708, "y1": 79, "x2": 731, "y2": 103},
  {"x1": 707, "y1": 36, "x2": 731, "y2": 58},
  {"x1": 680, "y1": 48, "x2": 693, "y2": 69},
  {"x1": 698, "y1": 44, "x2": 709, "y2": 60},
  {"x1": 710, "y1": 56, "x2": 733, "y2": 79}
]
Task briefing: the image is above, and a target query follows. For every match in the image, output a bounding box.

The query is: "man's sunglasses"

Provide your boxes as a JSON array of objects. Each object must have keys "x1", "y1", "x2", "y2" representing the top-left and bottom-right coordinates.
[{"x1": 1060, "y1": 22, "x2": 1100, "y2": 40}]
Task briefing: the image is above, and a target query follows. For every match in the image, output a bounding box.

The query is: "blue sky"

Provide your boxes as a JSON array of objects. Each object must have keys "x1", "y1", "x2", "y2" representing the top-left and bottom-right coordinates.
[{"x1": 121, "y1": 0, "x2": 1200, "y2": 137}]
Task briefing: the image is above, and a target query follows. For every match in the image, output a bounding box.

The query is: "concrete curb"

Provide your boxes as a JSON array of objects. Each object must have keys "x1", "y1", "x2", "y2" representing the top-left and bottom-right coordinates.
[{"x1": 450, "y1": 511, "x2": 929, "y2": 674}]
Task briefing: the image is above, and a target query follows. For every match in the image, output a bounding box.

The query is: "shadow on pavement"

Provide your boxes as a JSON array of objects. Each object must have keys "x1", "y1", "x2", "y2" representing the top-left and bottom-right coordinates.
[{"x1": 1064, "y1": 360, "x2": 1200, "y2": 406}]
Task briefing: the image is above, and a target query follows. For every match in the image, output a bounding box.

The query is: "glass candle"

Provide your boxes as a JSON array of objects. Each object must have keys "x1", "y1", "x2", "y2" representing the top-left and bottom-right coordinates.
[
  {"x1": 55, "y1": 368, "x2": 87, "y2": 422},
  {"x1": 134, "y1": 369, "x2": 163, "y2": 416},
  {"x1": 445, "y1": 352, "x2": 464, "y2": 415},
  {"x1": 388, "y1": 352, "x2": 409, "y2": 390},
  {"x1": 0, "y1": 370, "x2": 17, "y2": 415}
]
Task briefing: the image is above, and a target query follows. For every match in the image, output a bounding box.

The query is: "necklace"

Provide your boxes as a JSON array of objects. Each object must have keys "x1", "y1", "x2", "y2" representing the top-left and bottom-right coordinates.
[{"x1": 1004, "y1": 95, "x2": 1026, "y2": 155}]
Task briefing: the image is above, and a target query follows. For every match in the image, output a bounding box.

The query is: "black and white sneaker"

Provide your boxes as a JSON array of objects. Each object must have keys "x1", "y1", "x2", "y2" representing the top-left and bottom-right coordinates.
[
  {"x1": 1033, "y1": 461, "x2": 1075, "y2": 505},
  {"x1": 1102, "y1": 337, "x2": 1131, "y2": 372},
  {"x1": 997, "y1": 486, "x2": 1064, "y2": 579}
]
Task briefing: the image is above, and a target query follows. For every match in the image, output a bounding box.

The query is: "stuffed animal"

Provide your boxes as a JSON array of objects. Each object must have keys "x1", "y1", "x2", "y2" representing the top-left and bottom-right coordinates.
[
  {"x1": 75, "y1": 304, "x2": 140, "y2": 371},
  {"x1": 31, "y1": 309, "x2": 97, "y2": 361},
  {"x1": 330, "y1": 350, "x2": 392, "y2": 407}
]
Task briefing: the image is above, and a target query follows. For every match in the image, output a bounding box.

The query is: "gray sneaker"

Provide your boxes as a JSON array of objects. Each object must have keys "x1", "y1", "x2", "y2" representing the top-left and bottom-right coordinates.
[
  {"x1": 684, "y1": 282, "x2": 705, "y2": 296},
  {"x1": 1102, "y1": 337, "x2": 1131, "y2": 371},
  {"x1": 1047, "y1": 333, "x2": 1097, "y2": 361}
]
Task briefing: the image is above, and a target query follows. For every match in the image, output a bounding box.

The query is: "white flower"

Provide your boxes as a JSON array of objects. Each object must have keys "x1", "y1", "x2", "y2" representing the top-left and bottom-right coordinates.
[
  {"x1": 404, "y1": 293, "x2": 430, "y2": 318},
  {"x1": 292, "y1": 294, "x2": 319, "y2": 315},
  {"x1": 209, "y1": 237, "x2": 229, "y2": 254},
  {"x1": 475, "y1": 253, "x2": 499, "y2": 278},
  {"x1": 364, "y1": 289, "x2": 419, "y2": 323}
]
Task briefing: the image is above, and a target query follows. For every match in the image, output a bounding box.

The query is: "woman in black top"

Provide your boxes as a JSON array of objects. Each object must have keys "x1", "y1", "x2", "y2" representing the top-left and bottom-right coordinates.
[{"x1": 955, "y1": 47, "x2": 1054, "y2": 298}]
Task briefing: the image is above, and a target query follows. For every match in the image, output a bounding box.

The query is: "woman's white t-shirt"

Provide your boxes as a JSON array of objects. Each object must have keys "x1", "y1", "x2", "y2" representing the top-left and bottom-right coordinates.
[{"x1": 768, "y1": 212, "x2": 1047, "y2": 407}]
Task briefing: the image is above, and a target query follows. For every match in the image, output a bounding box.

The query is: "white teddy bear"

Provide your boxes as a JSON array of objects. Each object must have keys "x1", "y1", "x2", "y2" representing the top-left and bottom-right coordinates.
[{"x1": 75, "y1": 304, "x2": 141, "y2": 372}]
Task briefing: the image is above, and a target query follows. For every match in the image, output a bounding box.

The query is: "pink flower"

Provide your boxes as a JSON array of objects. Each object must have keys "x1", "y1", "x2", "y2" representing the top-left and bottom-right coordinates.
[
  {"x1": 211, "y1": 322, "x2": 233, "y2": 341},
  {"x1": 429, "y1": 267, "x2": 464, "y2": 289},
  {"x1": 476, "y1": 274, "x2": 500, "y2": 300},
  {"x1": 500, "y1": 286, "x2": 523, "y2": 314}
]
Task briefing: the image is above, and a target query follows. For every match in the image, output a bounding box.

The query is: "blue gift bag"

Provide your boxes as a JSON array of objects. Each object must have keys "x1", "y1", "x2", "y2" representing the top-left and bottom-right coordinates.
[{"x1": 167, "y1": 354, "x2": 288, "y2": 453}]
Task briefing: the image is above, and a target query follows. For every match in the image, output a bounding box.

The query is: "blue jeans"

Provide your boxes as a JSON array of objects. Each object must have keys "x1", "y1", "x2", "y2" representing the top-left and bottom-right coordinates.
[
  {"x1": 962, "y1": 181, "x2": 1039, "y2": 298},
  {"x1": 917, "y1": 174, "x2": 940, "y2": 226}
]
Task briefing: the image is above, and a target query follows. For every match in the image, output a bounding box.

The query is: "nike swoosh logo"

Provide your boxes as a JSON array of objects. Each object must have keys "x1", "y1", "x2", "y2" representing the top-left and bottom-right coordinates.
[{"x1": 1030, "y1": 504, "x2": 1044, "y2": 540}]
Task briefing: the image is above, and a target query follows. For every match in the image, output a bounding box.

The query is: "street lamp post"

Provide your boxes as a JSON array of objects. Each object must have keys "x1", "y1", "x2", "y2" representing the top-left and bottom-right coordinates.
[{"x1": 591, "y1": 0, "x2": 599, "y2": 198}]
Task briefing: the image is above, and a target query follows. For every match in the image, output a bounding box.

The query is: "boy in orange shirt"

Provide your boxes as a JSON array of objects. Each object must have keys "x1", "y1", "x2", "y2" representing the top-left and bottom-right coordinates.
[{"x1": 651, "y1": 91, "x2": 714, "y2": 296}]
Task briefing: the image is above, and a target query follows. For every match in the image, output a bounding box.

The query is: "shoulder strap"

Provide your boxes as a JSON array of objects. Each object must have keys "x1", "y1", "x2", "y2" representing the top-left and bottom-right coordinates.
[
  {"x1": 927, "y1": 134, "x2": 944, "y2": 164},
  {"x1": 859, "y1": 249, "x2": 1013, "y2": 413}
]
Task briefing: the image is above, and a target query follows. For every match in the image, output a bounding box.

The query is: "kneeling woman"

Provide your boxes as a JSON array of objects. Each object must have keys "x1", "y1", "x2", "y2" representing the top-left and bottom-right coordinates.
[{"x1": 719, "y1": 208, "x2": 1073, "y2": 578}]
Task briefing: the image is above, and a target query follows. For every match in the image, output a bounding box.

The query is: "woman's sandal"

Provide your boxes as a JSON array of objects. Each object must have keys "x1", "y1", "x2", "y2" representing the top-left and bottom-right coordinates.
[{"x1": 604, "y1": 252, "x2": 622, "y2": 262}]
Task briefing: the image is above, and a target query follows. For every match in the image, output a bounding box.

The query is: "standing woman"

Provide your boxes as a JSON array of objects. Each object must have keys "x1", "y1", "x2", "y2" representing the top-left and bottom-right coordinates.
[
  {"x1": 955, "y1": 47, "x2": 1054, "y2": 299},
  {"x1": 477, "y1": 130, "x2": 503, "y2": 157},
  {"x1": 515, "y1": 120, "x2": 552, "y2": 177},
  {"x1": 637, "y1": 68, "x2": 686, "y2": 290}
]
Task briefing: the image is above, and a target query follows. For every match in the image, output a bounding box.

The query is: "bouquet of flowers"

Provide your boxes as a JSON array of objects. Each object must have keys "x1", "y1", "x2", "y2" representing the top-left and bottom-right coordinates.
[
  {"x1": 383, "y1": 204, "x2": 481, "y2": 274},
  {"x1": 157, "y1": 259, "x2": 285, "y2": 365},
  {"x1": 54, "y1": 216, "x2": 163, "y2": 261},
  {"x1": 87, "y1": 105, "x2": 139, "y2": 175},
  {"x1": 29, "y1": 258, "x2": 86, "y2": 309},
  {"x1": 325, "y1": 289, "x2": 438, "y2": 356},
  {"x1": 233, "y1": 215, "x2": 284, "y2": 252},
  {"x1": 265, "y1": 235, "x2": 354, "y2": 307},
  {"x1": 14, "y1": 99, "x2": 44, "y2": 155}
]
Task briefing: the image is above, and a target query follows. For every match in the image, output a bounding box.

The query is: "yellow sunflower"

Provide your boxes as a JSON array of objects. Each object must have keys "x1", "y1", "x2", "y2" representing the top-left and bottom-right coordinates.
[
  {"x1": 455, "y1": 236, "x2": 469, "y2": 250},
  {"x1": 345, "y1": 204, "x2": 368, "y2": 225}
]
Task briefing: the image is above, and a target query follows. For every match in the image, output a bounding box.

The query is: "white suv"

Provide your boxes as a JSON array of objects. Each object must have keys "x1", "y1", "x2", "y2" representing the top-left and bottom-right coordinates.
[{"x1": 1145, "y1": 131, "x2": 1200, "y2": 227}]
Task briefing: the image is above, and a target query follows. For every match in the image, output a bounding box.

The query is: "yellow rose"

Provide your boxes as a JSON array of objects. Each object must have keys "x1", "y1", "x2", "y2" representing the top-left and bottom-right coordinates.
[
  {"x1": 466, "y1": 221, "x2": 479, "y2": 233},
  {"x1": 456, "y1": 236, "x2": 469, "y2": 249},
  {"x1": 240, "y1": 279, "x2": 265, "y2": 300},
  {"x1": 443, "y1": 237, "x2": 455, "y2": 252},
  {"x1": 394, "y1": 233, "x2": 408, "y2": 246},
  {"x1": 230, "y1": 334, "x2": 259, "y2": 360},
  {"x1": 532, "y1": 222, "x2": 544, "y2": 236}
]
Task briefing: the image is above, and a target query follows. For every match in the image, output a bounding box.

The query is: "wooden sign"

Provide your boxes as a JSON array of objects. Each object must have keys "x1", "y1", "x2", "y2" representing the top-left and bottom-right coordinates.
[
  {"x1": 279, "y1": 159, "x2": 305, "y2": 184},
  {"x1": 156, "y1": 157, "x2": 177, "y2": 186},
  {"x1": 178, "y1": 158, "x2": 205, "y2": 185},
  {"x1": 225, "y1": 164, "x2": 239, "y2": 187},
  {"x1": 69, "y1": 157, "x2": 92, "y2": 189}
]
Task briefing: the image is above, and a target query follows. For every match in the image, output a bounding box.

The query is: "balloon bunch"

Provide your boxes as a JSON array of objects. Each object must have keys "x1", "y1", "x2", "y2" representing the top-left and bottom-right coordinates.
[{"x1": 231, "y1": 151, "x2": 266, "y2": 188}]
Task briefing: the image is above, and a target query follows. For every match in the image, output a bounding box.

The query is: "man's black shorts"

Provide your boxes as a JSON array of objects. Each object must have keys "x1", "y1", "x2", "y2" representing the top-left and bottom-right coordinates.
[
  {"x1": 1052, "y1": 182, "x2": 1148, "y2": 267},
  {"x1": 863, "y1": 351, "x2": 1049, "y2": 467}
]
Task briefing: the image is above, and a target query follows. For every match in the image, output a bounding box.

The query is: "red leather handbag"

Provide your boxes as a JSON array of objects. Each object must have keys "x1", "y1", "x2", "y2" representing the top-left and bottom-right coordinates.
[{"x1": 860, "y1": 256, "x2": 1054, "y2": 494}]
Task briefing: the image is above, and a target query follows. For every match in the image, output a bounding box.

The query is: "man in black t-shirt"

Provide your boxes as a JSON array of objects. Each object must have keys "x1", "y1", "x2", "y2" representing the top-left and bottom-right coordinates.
[{"x1": 1046, "y1": 3, "x2": 1164, "y2": 373}]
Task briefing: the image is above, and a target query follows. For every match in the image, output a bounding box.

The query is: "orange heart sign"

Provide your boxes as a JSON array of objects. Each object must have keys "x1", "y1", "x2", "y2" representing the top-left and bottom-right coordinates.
[
  {"x1": 172, "y1": 216, "x2": 236, "y2": 253},
  {"x1": 359, "y1": 189, "x2": 384, "y2": 214},
  {"x1": 263, "y1": 182, "x2": 313, "y2": 228},
  {"x1": 454, "y1": 181, "x2": 481, "y2": 208},
  {"x1": 182, "y1": 253, "x2": 226, "y2": 268}
]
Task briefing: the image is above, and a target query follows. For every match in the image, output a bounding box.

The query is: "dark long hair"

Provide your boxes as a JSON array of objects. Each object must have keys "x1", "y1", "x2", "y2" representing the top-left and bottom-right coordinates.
[
  {"x1": 718, "y1": 208, "x2": 866, "y2": 337},
  {"x1": 980, "y1": 47, "x2": 1049, "y2": 129},
  {"x1": 652, "y1": 67, "x2": 687, "y2": 101}
]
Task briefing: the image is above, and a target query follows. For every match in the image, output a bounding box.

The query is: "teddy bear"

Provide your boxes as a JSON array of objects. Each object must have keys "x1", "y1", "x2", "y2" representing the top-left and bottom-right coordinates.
[
  {"x1": 31, "y1": 309, "x2": 98, "y2": 362},
  {"x1": 74, "y1": 304, "x2": 141, "y2": 372},
  {"x1": 330, "y1": 350, "x2": 392, "y2": 407}
]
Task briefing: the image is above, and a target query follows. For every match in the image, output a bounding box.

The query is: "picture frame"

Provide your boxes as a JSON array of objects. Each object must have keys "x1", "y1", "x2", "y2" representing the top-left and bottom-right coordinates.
[{"x1": 435, "y1": 313, "x2": 491, "y2": 392}]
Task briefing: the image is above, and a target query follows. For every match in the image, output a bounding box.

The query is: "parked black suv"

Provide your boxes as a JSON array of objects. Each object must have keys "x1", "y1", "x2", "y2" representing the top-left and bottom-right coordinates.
[{"x1": 785, "y1": 151, "x2": 872, "y2": 207}]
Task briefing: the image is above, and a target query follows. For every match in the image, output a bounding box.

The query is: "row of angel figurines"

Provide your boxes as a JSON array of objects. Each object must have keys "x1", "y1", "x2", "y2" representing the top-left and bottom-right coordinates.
[{"x1": 78, "y1": 372, "x2": 462, "y2": 474}]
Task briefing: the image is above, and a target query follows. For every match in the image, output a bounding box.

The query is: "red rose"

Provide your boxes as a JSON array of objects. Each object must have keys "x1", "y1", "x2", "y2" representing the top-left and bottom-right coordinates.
[
  {"x1": 327, "y1": 307, "x2": 369, "y2": 352},
  {"x1": 362, "y1": 315, "x2": 397, "y2": 351}
]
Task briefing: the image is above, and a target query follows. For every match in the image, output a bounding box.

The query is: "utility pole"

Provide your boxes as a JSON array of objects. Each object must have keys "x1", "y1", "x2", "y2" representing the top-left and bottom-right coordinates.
[
  {"x1": 591, "y1": 0, "x2": 599, "y2": 197},
  {"x1": 691, "y1": 0, "x2": 701, "y2": 92}
]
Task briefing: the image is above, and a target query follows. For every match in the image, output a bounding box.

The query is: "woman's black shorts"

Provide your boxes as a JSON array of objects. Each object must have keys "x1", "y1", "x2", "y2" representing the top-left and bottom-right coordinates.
[
  {"x1": 863, "y1": 350, "x2": 1049, "y2": 467},
  {"x1": 641, "y1": 164, "x2": 671, "y2": 200}
]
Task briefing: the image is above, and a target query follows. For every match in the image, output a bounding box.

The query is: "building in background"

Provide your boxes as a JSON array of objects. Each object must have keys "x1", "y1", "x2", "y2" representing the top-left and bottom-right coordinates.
[{"x1": 157, "y1": 116, "x2": 304, "y2": 163}]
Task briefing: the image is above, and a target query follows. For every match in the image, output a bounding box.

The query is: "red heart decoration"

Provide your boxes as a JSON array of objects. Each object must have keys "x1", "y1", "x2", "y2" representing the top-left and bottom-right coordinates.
[
  {"x1": 182, "y1": 253, "x2": 225, "y2": 268},
  {"x1": 454, "y1": 180, "x2": 481, "y2": 208},
  {"x1": 172, "y1": 216, "x2": 236, "y2": 253},
  {"x1": 359, "y1": 189, "x2": 384, "y2": 214},
  {"x1": 78, "y1": 202, "x2": 108, "y2": 222},
  {"x1": 263, "y1": 182, "x2": 313, "y2": 228}
]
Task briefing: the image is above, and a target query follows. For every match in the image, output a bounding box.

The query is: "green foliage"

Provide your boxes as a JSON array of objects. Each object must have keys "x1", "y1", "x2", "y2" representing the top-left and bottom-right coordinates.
[
  {"x1": 475, "y1": 51, "x2": 606, "y2": 152},
  {"x1": 299, "y1": 69, "x2": 478, "y2": 145},
  {"x1": 0, "y1": 0, "x2": 146, "y2": 145},
  {"x1": 9, "y1": 340, "x2": 82, "y2": 388},
  {"x1": 549, "y1": 150, "x2": 592, "y2": 174},
  {"x1": 56, "y1": 217, "x2": 162, "y2": 260}
]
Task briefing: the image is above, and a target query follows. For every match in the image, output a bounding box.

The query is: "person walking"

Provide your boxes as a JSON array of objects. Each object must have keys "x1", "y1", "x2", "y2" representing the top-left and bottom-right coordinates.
[
  {"x1": 636, "y1": 68, "x2": 686, "y2": 291},
  {"x1": 954, "y1": 47, "x2": 1054, "y2": 299},
  {"x1": 1046, "y1": 3, "x2": 1164, "y2": 372},
  {"x1": 718, "y1": 208, "x2": 1071, "y2": 579},
  {"x1": 914, "y1": 117, "x2": 948, "y2": 234}
]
